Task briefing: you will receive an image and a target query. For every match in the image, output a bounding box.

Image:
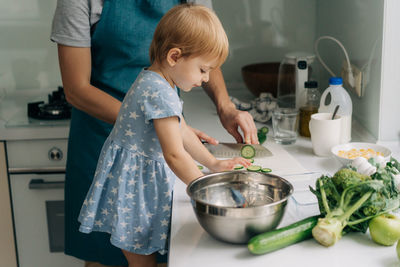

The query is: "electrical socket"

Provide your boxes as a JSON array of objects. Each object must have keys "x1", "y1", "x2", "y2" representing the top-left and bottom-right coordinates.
[{"x1": 341, "y1": 61, "x2": 363, "y2": 97}]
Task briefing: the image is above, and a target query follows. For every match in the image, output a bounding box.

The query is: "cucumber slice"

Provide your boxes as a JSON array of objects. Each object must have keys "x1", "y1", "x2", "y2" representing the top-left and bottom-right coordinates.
[
  {"x1": 249, "y1": 158, "x2": 254, "y2": 163},
  {"x1": 247, "y1": 165, "x2": 261, "y2": 172},
  {"x1": 259, "y1": 126, "x2": 269, "y2": 134},
  {"x1": 241, "y1": 145, "x2": 256, "y2": 159},
  {"x1": 261, "y1": 168, "x2": 272, "y2": 173},
  {"x1": 197, "y1": 165, "x2": 204, "y2": 170},
  {"x1": 234, "y1": 165, "x2": 244, "y2": 170}
]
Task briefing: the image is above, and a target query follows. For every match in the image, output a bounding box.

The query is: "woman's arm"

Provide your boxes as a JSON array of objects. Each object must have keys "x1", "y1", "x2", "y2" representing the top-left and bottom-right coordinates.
[
  {"x1": 202, "y1": 67, "x2": 258, "y2": 144},
  {"x1": 57, "y1": 44, "x2": 121, "y2": 124}
]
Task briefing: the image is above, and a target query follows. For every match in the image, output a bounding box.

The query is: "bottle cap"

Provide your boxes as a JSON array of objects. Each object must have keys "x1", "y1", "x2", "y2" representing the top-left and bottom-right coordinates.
[
  {"x1": 305, "y1": 81, "x2": 318, "y2": 88},
  {"x1": 329, "y1": 77, "x2": 343, "y2": 85}
]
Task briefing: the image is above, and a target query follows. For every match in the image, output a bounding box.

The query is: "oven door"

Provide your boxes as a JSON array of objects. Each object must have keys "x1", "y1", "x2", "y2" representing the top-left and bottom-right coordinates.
[{"x1": 10, "y1": 173, "x2": 83, "y2": 267}]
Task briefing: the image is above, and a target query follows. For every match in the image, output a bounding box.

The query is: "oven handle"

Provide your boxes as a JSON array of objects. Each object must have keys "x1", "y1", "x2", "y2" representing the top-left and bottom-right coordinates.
[
  {"x1": 28, "y1": 179, "x2": 65, "y2": 189},
  {"x1": 9, "y1": 167, "x2": 66, "y2": 174}
]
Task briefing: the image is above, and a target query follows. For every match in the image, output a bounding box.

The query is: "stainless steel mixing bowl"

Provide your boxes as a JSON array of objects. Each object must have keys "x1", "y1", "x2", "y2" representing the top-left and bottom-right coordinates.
[{"x1": 186, "y1": 171, "x2": 293, "y2": 244}]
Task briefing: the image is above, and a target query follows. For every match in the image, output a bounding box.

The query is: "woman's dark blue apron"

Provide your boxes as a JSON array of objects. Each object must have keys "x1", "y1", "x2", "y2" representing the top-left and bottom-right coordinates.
[{"x1": 64, "y1": 0, "x2": 179, "y2": 265}]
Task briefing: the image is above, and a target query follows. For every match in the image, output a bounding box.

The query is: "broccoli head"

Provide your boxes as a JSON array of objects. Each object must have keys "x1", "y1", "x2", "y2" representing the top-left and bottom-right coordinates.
[{"x1": 332, "y1": 168, "x2": 371, "y2": 191}]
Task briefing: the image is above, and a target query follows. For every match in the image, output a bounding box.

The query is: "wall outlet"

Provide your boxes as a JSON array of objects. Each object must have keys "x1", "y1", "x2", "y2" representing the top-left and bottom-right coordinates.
[{"x1": 341, "y1": 61, "x2": 363, "y2": 97}]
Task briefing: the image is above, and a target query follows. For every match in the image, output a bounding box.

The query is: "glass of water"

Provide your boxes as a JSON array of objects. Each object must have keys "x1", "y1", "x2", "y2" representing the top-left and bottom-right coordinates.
[{"x1": 272, "y1": 108, "x2": 299, "y2": 145}]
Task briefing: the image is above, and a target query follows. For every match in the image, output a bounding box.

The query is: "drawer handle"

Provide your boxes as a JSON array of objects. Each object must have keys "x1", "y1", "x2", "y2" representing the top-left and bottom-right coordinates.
[{"x1": 28, "y1": 179, "x2": 65, "y2": 190}]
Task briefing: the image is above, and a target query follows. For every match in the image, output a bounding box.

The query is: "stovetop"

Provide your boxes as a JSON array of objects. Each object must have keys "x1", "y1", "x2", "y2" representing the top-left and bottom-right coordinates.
[{"x1": 2, "y1": 87, "x2": 71, "y2": 129}]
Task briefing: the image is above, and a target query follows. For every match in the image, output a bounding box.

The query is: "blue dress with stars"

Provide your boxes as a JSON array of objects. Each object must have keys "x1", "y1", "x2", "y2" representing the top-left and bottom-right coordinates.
[{"x1": 78, "y1": 69, "x2": 182, "y2": 255}]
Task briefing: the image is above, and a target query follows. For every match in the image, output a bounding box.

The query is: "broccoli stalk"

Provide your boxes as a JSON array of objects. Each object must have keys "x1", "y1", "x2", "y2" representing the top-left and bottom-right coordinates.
[{"x1": 311, "y1": 168, "x2": 400, "y2": 247}]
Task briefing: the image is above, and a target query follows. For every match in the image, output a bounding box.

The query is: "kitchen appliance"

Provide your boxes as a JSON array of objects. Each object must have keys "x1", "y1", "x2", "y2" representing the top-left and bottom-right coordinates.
[
  {"x1": 27, "y1": 86, "x2": 71, "y2": 120},
  {"x1": 7, "y1": 139, "x2": 83, "y2": 267},
  {"x1": 187, "y1": 171, "x2": 293, "y2": 244},
  {"x1": 276, "y1": 52, "x2": 315, "y2": 109},
  {"x1": 2, "y1": 89, "x2": 79, "y2": 267}
]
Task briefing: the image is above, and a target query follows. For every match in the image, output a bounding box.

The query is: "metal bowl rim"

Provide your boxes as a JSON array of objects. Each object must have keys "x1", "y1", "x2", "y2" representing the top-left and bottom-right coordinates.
[{"x1": 186, "y1": 170, "x2": 294, "y2": 210}]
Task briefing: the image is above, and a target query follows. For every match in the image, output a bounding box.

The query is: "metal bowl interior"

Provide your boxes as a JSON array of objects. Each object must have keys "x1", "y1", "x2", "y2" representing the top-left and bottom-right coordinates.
[{"x1": 186, "y1": 171, "x2": 293, "y2": 244}]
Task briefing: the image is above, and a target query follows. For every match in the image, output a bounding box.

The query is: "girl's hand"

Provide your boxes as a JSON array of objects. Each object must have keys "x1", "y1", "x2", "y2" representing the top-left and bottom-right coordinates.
[{"x1": 209, "y1": 157, "x2": 252, "y2": 172}]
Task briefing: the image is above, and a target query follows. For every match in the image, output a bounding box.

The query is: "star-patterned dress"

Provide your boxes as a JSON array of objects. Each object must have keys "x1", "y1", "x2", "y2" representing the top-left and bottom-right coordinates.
[{"x1": 78, "y1": 69, "x2": 182, "y2": 255}]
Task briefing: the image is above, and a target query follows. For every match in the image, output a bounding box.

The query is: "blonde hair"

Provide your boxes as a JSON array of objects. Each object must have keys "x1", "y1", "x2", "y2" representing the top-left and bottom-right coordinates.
[{"x1": 150, "y1": 4, "x2": 229, "y2": 67}]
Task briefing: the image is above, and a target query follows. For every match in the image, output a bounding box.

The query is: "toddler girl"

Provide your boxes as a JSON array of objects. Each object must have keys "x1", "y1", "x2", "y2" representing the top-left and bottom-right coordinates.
[{"x1": 78, "y1": 4, "x2": 250, "y2": 267}]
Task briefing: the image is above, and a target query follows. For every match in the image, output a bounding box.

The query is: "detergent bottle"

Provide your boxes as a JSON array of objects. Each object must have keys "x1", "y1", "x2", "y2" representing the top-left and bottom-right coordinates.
[{"x1": 319, "y1": 77, "x2": 352, "y2": 143}]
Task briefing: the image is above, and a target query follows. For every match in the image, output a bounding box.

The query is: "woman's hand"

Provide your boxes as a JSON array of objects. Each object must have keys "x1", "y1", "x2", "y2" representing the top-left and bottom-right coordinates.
[
  {"x1": 209, "y1": 157, "x2": 251, "y2": 173},
  {"x1": 218, "y1": 103, "x2": 258, "y2": 145},
  {"x1": 188, "y1": 126, "x2": 219, "y2": 145},
  {"x1": 202, "y1": 67, "x2": 258, "y2": 145}
]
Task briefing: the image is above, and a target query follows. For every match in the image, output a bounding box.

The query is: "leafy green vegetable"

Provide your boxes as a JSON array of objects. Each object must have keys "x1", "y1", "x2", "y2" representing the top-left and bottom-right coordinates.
[{"x1": 310, "y1": 162, "x2": 400, "y2": 247}]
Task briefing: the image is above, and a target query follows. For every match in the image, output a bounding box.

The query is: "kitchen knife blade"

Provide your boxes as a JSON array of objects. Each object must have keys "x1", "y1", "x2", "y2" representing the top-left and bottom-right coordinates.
[{"x1": 203, "y1": 142, "x2": 273, "y2": 158}]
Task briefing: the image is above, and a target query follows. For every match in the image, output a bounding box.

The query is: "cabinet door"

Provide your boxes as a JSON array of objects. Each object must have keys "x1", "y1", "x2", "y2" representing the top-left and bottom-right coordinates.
[{"x1": 0, "y1": 142, "x2": 17, "y2": 267}]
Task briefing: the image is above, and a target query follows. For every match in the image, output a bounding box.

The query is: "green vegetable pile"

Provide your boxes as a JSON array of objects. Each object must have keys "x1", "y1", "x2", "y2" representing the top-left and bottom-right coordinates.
[{"x1": 310, "y1": 157, "x2": 400, "y2": 246}]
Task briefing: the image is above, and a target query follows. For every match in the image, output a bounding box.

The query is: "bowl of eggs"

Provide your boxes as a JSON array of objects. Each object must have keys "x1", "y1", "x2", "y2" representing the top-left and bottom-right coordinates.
[{"x1": 331, "y1": 142, "x2": 392, "y2": 166}]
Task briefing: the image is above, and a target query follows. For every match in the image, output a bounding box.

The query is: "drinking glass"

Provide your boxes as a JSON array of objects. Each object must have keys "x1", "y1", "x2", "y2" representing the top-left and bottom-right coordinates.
[{"x1": 272, "y1": 108, "x2": 298, "y2": 145}]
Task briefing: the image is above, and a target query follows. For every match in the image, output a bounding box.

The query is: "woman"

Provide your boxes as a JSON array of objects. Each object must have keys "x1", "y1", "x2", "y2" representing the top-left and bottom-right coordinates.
[{"x1": 51, "y1": 1, "x2": 257, "y2": 266}]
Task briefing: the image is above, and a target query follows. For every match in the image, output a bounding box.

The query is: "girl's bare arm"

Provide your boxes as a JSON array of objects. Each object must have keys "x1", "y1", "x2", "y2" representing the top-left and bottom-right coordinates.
[{"x1": 154, "y1": 116, "x2": 204, "y2": 185}]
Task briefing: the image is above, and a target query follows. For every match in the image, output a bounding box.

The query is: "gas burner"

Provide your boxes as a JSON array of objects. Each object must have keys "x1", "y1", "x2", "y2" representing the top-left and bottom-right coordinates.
[{"x1": 28, "y1": 87, "x2": 72, "y2": 120}]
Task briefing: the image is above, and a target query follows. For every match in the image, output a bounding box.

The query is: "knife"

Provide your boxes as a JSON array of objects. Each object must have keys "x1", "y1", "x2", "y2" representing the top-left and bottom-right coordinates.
[{"x1": 203, "y1": 142, "x2": 273, "y2": 158}]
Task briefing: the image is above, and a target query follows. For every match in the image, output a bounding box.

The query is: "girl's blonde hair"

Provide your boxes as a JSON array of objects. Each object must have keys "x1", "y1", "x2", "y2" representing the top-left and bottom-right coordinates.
[{"x1": 150, "y1": 4, "x2": 229, "y2": 67}]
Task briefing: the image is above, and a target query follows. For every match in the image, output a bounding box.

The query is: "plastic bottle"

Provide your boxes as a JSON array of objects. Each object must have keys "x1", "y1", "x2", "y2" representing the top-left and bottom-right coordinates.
[
  {"x1": 319, "y1": 77, "x2": 352, "y2": 143},
  {"x1": 299, "y1": 81, "x2": 320, "y2": 137}
]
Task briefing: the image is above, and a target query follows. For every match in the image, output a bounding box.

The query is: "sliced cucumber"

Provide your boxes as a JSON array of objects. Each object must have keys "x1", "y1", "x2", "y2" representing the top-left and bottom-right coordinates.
[
  {"x1": 259, "y1": 126, "x2": 269, "y2": 134},
  {"x1": 241, "y1": 145, "x2": 256, "y2": 159},
  {"x1": 261, "y1": 168, "x2": 272, "y2": 173},
  {"x1": 197, "y1": 165, "x2": 204, "y2": 170},
  {"x1": 248, "y1": 215, "x2": 319, "y2": 255},
  {"x1": 249, "y1": 158, "x2": 254, "y2": 163},
  {"x1": 247, "y1": 165, "x2": 261, "y2": 172},
  {"x1": 234, "y1": 165, "x2": 244, "y2": 170},
  {"x1": 257, "y1": 126, "x2": 269, "y2": 145}
]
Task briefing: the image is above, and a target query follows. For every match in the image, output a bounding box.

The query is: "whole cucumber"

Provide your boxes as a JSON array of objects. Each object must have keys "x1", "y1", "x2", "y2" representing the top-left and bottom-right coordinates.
[{"x1": 248, "y1": 215, "x2": 319, "y2": 255}]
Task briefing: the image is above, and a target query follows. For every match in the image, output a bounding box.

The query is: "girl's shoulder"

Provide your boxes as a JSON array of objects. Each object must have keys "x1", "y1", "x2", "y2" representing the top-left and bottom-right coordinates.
[{"x1": 134, "y1": 69, "x2": 178, "y2": 98}]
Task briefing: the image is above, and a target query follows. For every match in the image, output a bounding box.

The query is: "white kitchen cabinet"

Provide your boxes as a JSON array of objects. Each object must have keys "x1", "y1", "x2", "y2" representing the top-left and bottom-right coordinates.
[{"x1": 0, "y1": 141, "x2": 18, "y2": 267}]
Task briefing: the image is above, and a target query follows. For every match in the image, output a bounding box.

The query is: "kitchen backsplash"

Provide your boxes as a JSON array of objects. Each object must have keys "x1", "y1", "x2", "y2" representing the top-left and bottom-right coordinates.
[{"x1": 0, "y1": 0, "x2": 61, "y2": 93}]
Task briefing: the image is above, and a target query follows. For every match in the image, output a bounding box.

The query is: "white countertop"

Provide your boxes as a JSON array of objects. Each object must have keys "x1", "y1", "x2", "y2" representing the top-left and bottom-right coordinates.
[{"x1": 169, "y1": 88, "x2": 400, "y2": 267}]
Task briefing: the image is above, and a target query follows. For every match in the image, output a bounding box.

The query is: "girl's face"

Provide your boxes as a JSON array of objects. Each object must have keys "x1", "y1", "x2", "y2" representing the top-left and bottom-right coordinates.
[{"x1": 170, "y1": 55, "x2": 218, "y2": 92}]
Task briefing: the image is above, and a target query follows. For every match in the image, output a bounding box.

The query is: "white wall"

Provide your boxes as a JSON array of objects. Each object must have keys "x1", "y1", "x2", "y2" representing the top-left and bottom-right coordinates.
[
  {"x1": 315, "y1": 0, "x2": 384, "y2": 140},
  {"x1": 0, "y1": 0, "x2": 61, "y2": 93},
  {"x1": 379, "y1": 0, "x2": 400, "y2": 141},
  {"x1": 213, "y1": 0, "x2": 317, "y2": 85}
]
